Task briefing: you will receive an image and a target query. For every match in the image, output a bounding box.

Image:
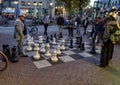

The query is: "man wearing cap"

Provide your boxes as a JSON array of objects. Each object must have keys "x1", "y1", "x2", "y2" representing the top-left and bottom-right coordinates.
[{"x1": 14, "y1": 13, "x2": 27, "y2": 57}]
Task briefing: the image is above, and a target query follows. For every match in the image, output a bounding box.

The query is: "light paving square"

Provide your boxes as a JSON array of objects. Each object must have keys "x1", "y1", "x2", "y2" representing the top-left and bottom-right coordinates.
[
  {"x1": 59, "y1": 56, "x2": 75, "y2": 62},
  {"x1": 78, "y1": 52, "x2": 93, "y2": 58},
  {"x1": 33, "y1": 60, "x2": 52, "y2": 69}
]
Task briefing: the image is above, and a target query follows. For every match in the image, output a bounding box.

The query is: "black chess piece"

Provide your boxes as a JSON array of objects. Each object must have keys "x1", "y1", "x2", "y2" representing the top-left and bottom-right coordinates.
[
  {"x1": 90, "y1": 43, "x2": 96, "y2": 54},
  {"x1": 2, "y1": 44, "x2": 11, "y2": 60},
  {"x1": 6, "y1": 46, "x2": 11, "y2": 61},
  {"x1": 69, "y1": 38, "x2": 73, "y2": 48},
  {"x1": 78, "y1": 36, "x2": 82, "y2": 48},
  {"x1": 2, "y1": 44, "x2": 8, "y2": 55},
  {"x1": 50, "y1": 35, "x2": 53, "y2": 41},
  {"x1": 46, "y1": 36, "x2": 50, "y2": 43},
  {"x1": 59, "y1": 32, "x2": 63, "y2": 38},
  {"x1": 80, "y1": 42, "x2": 85, "y2": 50},
  {"x1": 54, "y1": 33, "x2": 56, "y2": 39},
  {"x1": 11, "y1": 46, "x2": 18, "y2": 63}
]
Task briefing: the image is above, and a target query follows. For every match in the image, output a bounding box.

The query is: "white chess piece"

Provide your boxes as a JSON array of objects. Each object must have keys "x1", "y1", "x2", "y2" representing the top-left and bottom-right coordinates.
[
  {"x1": 57, "y1": 45, "x2": 61, "y2": 55},
  {"x1": 52, "y1": 37, "x2": 56, "y2": 44},
  {"x1": 61, "y1": 39, "x2": 66, "y2": 50},
  {"x1": 33, "y1": 44, "x2": 40, "y2": 60},
  {"x1": 26, "y1": 42, "x2": 32, "y2": 51},
  {"x1": 51, "y1": 50, "x2": 58, "y2": 62},
  {"x1": 45, "y1": 43, "x2": 51, "y2": 57},
  {"x1": 38, "y1": 36, "x2": 43, "y2": 44},
  {"x1": 40, "y1": 43, "x2": 46, "y2": 53}
]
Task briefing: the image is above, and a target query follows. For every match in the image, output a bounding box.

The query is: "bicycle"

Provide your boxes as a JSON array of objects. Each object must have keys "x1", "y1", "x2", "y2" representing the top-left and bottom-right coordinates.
[
  {"x1": 0, "y1": 51, "x2": 9, "y2": 71},
  {"x1": 28, "y1": 26, "x2": 38, "y2": 35}
]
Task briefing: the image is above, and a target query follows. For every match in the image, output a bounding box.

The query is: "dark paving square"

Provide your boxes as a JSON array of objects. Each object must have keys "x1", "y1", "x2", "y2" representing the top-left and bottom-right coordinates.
[{"x1": 70, "y1": 54, "x2": 84, "y2": 60}]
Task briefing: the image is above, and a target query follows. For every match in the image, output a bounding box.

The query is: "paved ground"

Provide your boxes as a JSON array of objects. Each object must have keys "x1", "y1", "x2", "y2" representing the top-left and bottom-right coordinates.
[{"x1": 0, "y1": 24, "x2": 120, "y2": 85}]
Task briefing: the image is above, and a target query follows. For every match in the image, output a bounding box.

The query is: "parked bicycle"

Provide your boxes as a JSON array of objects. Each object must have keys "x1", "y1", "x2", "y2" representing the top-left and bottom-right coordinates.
[{"x1": 0, "y1": 51, "x2": 9, "y2": 71}]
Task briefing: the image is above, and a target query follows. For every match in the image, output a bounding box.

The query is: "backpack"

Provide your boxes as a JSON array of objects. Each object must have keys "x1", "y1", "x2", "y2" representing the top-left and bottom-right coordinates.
[{"x1": 110, "y1": 27, "x2": 120, "y2": 44}]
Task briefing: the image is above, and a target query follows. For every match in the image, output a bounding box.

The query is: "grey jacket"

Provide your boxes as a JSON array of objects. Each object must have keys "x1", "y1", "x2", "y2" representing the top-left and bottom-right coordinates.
[{"x1": 14, "y1": 19, "x2": 24, "y2": 40}]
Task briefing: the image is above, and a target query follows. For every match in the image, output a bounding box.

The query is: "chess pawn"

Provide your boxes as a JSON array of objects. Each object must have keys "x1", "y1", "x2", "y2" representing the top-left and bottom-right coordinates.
[
  {"x1": 46, "y1": 36, "x2": 50, "y2": 43},
  {"x1": 80, "y1": 42, "x2": 85, "y2": 50},
  {"x1": 51, "y1": 50, "x2": 58, "y2": 62},
  {"x1": 57, "y1": 45, "x2": 61, "y2": 55},
  {"x1": 50, "y1": 35, "x2": 53, "y2": 41},
  {"x1": 52, "y1": 37, "x2": 56, "y2": 44},
  {"x1": 31, "y1": 37, "x2": 34, "y2": 45},
  {"x1": 59, "y1": 32, "x2": 63, "y2": 38},
  {"x1": 11, "y1": 46, "x2": 18, "y2": 63},
  {"x1": 40, "y1": 43, "x2": 46, "y2": 53},
  {"x1": 38, "y1": 36, "x2": 43, "y2": 44},
  {"x1": 54, "y1": 33, "x2": 57, "y2": 39},
  {"x1": 26, "y1": 42, "x2": 32, "y2": 51},
  {"x1": 69, "y1": 38, "x2": 73, "y2": 48},
  {"x1": 33, "y1": 44, "x2": 40, "y2": 60},
  {"x1": 61, "y1": 39, "x2": 66, "y2": 50},
  {"x1": 45, "y1": 43, "x2": 51, "y2": 57}
]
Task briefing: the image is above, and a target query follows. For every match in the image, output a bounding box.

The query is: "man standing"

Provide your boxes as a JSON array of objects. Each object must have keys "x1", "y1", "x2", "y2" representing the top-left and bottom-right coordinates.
[
  {"x1": 100, "y1": 14, "x2": 116, "y2": 67},
  {"x1": 43, "y1": 13, "x2": 50, "y2": 36},
  {"x1": 57, "y1": 14, "x2": 64, "y2": 34},
  {"x1": 14, "y1": 13, "x2": 27, "y2": 57},
  {"x1": 83, "y1": 17, "x2": 89, "y2": 34}
]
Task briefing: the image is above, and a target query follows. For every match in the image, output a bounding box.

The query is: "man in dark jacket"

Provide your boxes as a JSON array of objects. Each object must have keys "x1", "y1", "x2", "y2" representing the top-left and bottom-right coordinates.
[
  {"x1": 57, "y1": 14, "x2": 64, "y2": 34},
  {"x1": 83, "y1": 17, "x2": 89, "y2": 34},
  {"x1": 100, "y1": 15, "x2": 116, "y2": 67}
]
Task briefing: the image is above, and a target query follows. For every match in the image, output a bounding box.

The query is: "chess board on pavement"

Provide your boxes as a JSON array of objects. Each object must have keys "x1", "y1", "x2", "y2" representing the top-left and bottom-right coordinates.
[{"x1": 24, "y1": 36, "x2": 101, "y2": 69}]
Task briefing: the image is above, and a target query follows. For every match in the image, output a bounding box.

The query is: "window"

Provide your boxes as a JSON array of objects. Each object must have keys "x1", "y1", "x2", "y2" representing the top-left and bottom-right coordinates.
[{"x1": 21, "y1": 1, "x2": 25, "y2": 6}]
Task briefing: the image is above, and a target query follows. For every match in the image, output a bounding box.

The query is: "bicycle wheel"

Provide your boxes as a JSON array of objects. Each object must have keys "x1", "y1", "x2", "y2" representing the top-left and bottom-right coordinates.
[
  {"x1": 0, "y1": 51, "x2": 9, "y2": 71},
  {"x1": 31, "y1": 26, "x2": 38, "y2": 35}
]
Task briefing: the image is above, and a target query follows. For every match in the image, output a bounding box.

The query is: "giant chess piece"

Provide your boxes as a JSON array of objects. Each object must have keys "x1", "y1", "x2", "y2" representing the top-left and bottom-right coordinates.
[
  {"x1": 51, "y1": 50, "x2": 58, "y2": 62},
  {"x1": 54, "y1": 33, "x2": 57, "y2": 39},
  {"x1": 52, "y1": 37, "x2": 56, "y2": 45},
  {"x1": 26, "y1": 42, "x2": 32, "y2": 51},
  {"x1": 46, "y1": 36, "x2": 50, "y2": 43},
  {"x1": 57, "y1": 45, "x2": 61, "y2": 55},
  {"x1": 50, "y1": 35, "x2": 53, "y2": 41},
  {"x1": 80, "y1": 42, "x2": 85, "y2": 50},
  {"x1": 38, "y1": 35, "x2": 43, "y2": 44},
  {"x1": 69, "y1": 38, "x2": 73, "y2": 48},
  {"x1": 76, "y1": 36, "x2": 82, "y2": 45},
  {"x1": 11, "y1": 46, "x2": 18, "y2": 63},
  {"x1": 59, "y1": 32, "x2": 63, "y2": 38},
  {"x1": 40, "y1": 43, "x2": 46, "y2": 53},
  {"x1": 61, "y1": 39, "x2": 66, "y2": 50},
  {"x1": 2, "y1": 44, "x2": 12, "y2": 61},
  {"x1": 2, "y1": 44, "x2": 8, "y2": 56},
  {"x1": 33, "y1": 44, "x2": 40, "y2": 60},
  {"x1": 45, "y1": 43, "x2": 51, "y2": 57},
  {"x1": 90, "y1": 43, "x2": 96, "y2": 54},
  {"x1": 78, "y1": 36, "x2": 82, "y2": 48}
]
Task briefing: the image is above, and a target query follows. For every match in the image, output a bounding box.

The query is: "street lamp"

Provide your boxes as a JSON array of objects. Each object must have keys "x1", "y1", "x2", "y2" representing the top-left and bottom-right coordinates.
[
  {"x1": 50, "y1": 2, "x2": 53, "y2": 20},
  {"x1": 38, "y1": 1, "x2": 42, "y2": 19},
  {"x1": 33, "y1": 1, "x2": 37, "y2": 18}
]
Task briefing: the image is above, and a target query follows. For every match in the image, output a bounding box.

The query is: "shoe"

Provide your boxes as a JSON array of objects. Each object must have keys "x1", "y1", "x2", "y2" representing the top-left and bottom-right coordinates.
[{"x1": 11, "y1": 58, "x2": 18, "y2": 63}]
